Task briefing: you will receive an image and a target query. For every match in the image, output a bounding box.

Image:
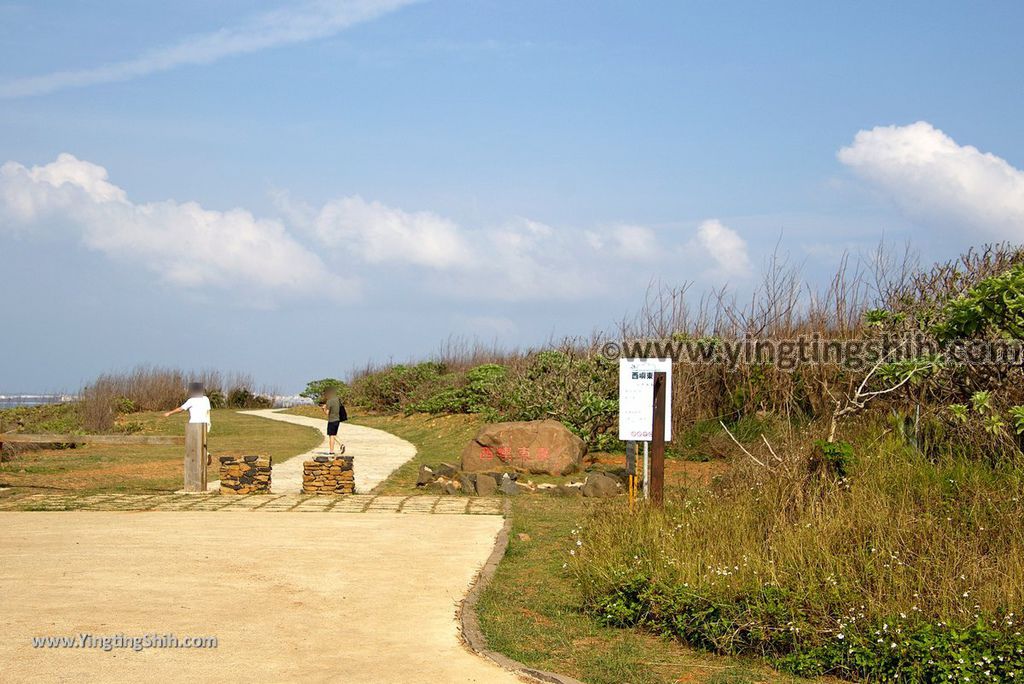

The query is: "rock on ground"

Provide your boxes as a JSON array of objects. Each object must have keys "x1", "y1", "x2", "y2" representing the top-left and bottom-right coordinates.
[
  {"x1": 582, "y1": 472, "x2": 620, "y2": 498},
  {"x1": 461, "y1": 419, "x2": 585, "y2": 476}
]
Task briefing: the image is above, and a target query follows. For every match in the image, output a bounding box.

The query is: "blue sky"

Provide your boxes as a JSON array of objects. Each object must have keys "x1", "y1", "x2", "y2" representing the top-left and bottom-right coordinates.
[{"x1": 2, "y1": 0, "x2": 1023, "y2": 393}]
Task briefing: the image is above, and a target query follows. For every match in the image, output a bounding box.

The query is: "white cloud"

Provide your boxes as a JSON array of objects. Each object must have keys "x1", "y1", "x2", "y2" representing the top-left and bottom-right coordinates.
[
  {"x1": 0, "y1": 154, "x2": 341, "y2": 299},
  {"x1": 312, "y1": 195, "x2": 475, "y2": 268},
  {"x1": 695, "y1": 219, "x2": 751, "y2": 279},
  {"x1": 0, "y1": 0, "x2": 417, "y2": 98},
  {"x1": 466, "y1": 218, "x2": 601, "y2": 301},
  {"x1": 293, "y1": 194, "x2": 608, "y2": 301},
  {"x1": 585, "y1": 224, "x2": 658, "y2": 261},
  {"x1": 2, "y1": 154, "x2": 749, "y2": 306},
  {"x1": 838, "y1": 121, "x2": 1024, "y2": 239}
]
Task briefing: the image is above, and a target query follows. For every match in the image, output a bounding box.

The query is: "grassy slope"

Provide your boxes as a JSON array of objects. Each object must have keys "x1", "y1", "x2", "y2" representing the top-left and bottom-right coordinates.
[
  {"x1": 353, "y1": 413, "x2": 484, "y2": 494},
  {"x1": 0, "y1": 408, "x2": 321, "y2": 494},
  {"x1": 354, "y1": 411, "x2": 805, "y2": 684}
]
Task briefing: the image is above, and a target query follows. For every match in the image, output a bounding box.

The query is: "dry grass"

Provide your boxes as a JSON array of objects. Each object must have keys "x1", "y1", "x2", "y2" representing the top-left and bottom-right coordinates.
[
  {"x1": 79, "y1": 366, "x2": 275, "y2": 431},
  {"x1": 569, "y1": 426, "x2": 1024, "y2": 671}
]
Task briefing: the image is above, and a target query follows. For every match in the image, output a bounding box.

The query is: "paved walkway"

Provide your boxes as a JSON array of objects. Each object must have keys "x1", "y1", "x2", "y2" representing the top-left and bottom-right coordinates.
[
  {"x1": 0, "y1": 511, "x2": 524, "y2": 683},
  {"x1": 0, "y1": 491, "x2": 504, "y2": 514},
  {"x1": 208, "y1": 409, "x2": 417, "y2": 494}
]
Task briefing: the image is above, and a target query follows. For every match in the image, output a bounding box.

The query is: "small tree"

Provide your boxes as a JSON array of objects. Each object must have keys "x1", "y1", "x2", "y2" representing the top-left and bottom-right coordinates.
[{"x1": 300, "y1": 378, "x2": 349, "y2": 403}]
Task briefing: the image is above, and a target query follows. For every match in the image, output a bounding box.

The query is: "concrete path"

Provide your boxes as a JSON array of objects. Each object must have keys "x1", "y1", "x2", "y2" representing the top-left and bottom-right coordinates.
[
  {"x1": 209, "y1": 409, "x2": 417, "y2": 494},
  {"x1": 0, "y1": 511, "x2": 525, "y2": 684}
]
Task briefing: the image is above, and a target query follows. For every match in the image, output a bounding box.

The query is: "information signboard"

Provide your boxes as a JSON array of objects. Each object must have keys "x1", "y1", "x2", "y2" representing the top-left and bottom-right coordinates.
[{"x1": 617, "y1": 358, "x2": 672, "y2": 441}]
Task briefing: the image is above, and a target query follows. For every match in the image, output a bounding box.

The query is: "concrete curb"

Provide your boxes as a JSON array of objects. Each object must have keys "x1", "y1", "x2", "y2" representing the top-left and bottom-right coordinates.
[{"x1": 459, "y1": 502, "x2": 586, "y2": 684}]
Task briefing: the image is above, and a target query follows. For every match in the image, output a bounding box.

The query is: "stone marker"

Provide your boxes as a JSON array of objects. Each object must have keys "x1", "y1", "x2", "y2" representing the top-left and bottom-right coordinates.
[{"x1": 460, "y1": 419, "x2": 585, "y2": 476}]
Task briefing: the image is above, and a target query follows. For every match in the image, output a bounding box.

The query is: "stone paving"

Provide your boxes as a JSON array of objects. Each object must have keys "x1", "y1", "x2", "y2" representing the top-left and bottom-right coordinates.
[{"x1": 0, "y1": 491, "x2": 505, "y2": 514}]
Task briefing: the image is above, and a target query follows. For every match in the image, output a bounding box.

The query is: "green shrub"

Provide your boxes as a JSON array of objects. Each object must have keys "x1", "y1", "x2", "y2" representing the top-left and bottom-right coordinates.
[
  {"x1": 0, "y1": 402, "x2": 83, "y2": 434},
  {"x1": 813, "y1": 439, "x2": 855, "y2": 478},
  {"x1": 463, "y1": 363, "x2": 507, "y2": 411},
  {"x1": 410, "y1": 387, "x2": 470, "y2": 414},
  {"x1": 207, "y1": 389, "x2": 226, "y2": 409},
  {"x1": 226, "y1": 387, "x2": 273, "y2": 409},
  {"x1": 112, "y1": 396, "x2": 137, "y2": 415},
  {"x1": 409, "y1": 363, "x2": 509, "y2": 415},
  {"x1": 299, "y1": 378, "x2": 349, "y2": 403},
  {"x1": 934, "y1": 262, "x2": 1024, "y2": 340},
  {"x1": 352, "y1": 362, "x2": 447, "y2": 412},
  {"x1": 592, "y1": 577, "x2": 1024, "y2": 681}
]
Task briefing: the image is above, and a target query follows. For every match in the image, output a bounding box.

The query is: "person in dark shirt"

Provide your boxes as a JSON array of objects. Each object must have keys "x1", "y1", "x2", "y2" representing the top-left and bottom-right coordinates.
[{"x1": 319, "y1": 387, "x2": 347, "y2": 454}]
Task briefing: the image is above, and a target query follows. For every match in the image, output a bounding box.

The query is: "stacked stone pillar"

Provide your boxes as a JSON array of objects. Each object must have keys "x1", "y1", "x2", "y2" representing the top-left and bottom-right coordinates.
[
  {"x1": 302, "y1": 455, "x2": 354, "y2": 494},
  {"x1": 219, "y1": 455, "x2": 272, "y2": 494}
]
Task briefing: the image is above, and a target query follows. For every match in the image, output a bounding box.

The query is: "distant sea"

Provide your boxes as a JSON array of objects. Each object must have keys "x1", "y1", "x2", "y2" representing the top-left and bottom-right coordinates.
[
  {"x1": 1, "y1": 394, "x2": 308, "y2": 409},
  {"x1": 0, "y1": 394, "x2": 74, "y2": 409}
]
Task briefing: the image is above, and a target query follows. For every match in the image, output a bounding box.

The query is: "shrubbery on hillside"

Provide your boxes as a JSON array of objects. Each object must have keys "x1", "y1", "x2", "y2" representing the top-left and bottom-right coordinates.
[{"x1": 335, "y1": 350, "x2": 619, "y2": 450}]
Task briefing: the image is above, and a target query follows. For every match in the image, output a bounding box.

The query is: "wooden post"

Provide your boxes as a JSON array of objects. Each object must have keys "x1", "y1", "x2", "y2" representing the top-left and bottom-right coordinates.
[
  {"x1": 183, "y1": 423, "x2": 208, "y2": 492},
  {"x1": 650, "y1": 371, "x2": 666, "y2": 506}
]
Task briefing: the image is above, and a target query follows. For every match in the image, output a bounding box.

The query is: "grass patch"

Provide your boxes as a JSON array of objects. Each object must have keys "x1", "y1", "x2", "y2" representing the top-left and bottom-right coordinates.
[
  {"x1": 569, "y1": 429, "x2": 1024, "y2": 681},
  {"x1": 349, "y1": 412, "x2": 484, "y2": 494},
  {"x1": 0, "y1": 402, "x2": 85, "y2": 435},
  {"x1": 0, "y1": 409, "x2": 321, "y2": 494},
  {"x1": 478, "y1": 497, "x2": 808, "y2": 684}
]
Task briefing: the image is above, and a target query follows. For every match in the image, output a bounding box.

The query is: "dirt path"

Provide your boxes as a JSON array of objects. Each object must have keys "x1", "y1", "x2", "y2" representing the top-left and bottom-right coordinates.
[
  {"x1": 208, "y1": 409, "x2": 417, "y2": 494},
  {"x1": 0, "y1": 511, "x2": 525, "y2": 683}
]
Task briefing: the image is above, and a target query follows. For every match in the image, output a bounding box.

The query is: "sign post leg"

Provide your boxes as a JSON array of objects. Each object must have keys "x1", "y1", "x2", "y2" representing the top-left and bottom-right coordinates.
[
  {"x1": 651, "y1": 371, "x2": 666, "y2": 506},
  {"x1": 643, "y1": 441, "x2": 649, "y2": 499}
]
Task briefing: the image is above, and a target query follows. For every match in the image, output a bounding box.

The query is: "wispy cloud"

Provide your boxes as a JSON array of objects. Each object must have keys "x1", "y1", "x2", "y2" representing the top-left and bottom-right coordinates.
[{"x1": 0, "y1": 0, "x2": 417, "y2": 99}]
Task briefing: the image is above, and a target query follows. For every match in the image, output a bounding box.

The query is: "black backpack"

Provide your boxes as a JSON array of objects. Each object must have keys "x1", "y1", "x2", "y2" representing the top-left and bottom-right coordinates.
[{"x1": 338, "y1": 402, "x2": 348, "y2": 422}]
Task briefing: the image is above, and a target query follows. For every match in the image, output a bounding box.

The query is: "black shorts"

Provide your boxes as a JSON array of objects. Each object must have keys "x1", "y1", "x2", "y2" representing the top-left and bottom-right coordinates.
[{"x1": 327, "y1": 420, "x2": 341, "y2": 436}]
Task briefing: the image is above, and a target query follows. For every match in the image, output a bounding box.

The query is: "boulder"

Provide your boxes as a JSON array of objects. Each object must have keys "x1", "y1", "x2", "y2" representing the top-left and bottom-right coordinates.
[
  {"x1": 553, "y1": 484, "x2": 583, "y2": 498},
  {"x1": 475, "y1": 473, "x2": 498, "y2": 496},
  {"x1": 416, "y1": 465, "x2": 436, "y2": 487},
  {"x1": 458, "y1": 473, "x2": 476, "y2": 494},
  {"x1": 581, "y1": 473, "x2": 620, "y2": 498},
  {"x1": 498, "y1": 474, "x2": 519, "y2": 496},
  {"x1": 434, "y1": 462, "x2": 459, "y2": 479},
  {"x1": 461, "y1": 420, "x2": 585, "y2": 476}
]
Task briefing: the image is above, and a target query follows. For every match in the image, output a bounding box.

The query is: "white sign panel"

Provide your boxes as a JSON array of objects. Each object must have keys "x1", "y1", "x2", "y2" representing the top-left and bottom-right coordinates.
[{"x1": 618, "y1": 358, "x2": 672, "y2": 441}]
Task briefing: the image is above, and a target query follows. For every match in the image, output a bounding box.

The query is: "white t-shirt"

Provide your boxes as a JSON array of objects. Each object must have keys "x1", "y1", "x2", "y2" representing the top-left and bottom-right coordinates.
[{"x1": 180, "y1": 396, "x2": 212, "y2": 425}]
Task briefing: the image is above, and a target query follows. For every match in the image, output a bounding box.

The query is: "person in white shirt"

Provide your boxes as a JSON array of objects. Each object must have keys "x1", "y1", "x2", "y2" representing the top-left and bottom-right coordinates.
[{"x1": 163, "y1": 383, "x2": 212, "y2": 465}]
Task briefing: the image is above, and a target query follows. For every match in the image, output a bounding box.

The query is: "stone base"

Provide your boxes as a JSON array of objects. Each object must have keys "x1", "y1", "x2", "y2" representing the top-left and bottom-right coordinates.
[
  {"x1": 220, "y1": 455, "x2": 272, "y2": 495},
  {"x1": 303, "y1": 455, "x2": 355, "y2": 495}
]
